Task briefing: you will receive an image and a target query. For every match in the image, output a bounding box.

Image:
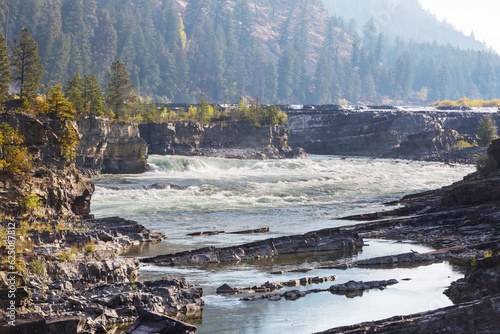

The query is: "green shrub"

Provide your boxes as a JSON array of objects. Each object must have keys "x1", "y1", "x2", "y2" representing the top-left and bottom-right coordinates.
[
  {"x1": 28, "y1": 260, "x2": 47, "y2": 276},
  {"x1": 450, "y1": 140, "x2": 475, "y2": 151},
  {"x1": 476, "y1": 154, "x2": 498, "y2": 177},
  {"x1": 22, "y1": 193, "x2": 41, "y2": 211},
  {"x1": 84, "y1": 241, "x2": 96, "y2": 253},
  {"x1": 0, "y1": 122, "x2": 32, "y2": 175},
  {"x1": 477, "y1": 115, "x2": 498, "y2": 147}
]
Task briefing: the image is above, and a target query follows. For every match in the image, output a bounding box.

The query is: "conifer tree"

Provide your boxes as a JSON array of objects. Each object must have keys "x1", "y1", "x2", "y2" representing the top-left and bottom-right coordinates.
[
  {"x1": 10, "y1": 27, "x2": 44, "y2": 101},
  {"x1": 477, "y1": 115, "x2": 498, "y2": 147},
  {"x1": 105, "y1": 61, "x2": 136, "y2": 120},
  {"x1": 83, "y1": 74, "x2": 105, "y2": 116},
  {"x1": 48, "y1": 84, "x2": 75, "y2": 120},
  {"x1": 0, "y1": 31, "x2": 10, "y2": 102},
  {"x1": 65, "y1": 73, "x2": 84, "y2": 113}
]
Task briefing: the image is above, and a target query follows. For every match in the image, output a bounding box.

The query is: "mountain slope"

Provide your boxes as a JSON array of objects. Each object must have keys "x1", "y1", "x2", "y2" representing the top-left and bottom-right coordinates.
[{"x1": 321, "y1": 0, "x2": 488, "y2": 52}]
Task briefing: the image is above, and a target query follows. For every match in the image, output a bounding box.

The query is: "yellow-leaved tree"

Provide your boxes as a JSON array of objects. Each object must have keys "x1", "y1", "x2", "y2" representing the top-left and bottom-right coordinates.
[{"x1": 0, "y1": 123, "x2": 32, "y2": 175}]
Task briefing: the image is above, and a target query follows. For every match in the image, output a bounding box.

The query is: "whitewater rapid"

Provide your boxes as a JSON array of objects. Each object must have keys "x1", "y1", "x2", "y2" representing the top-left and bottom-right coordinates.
[{"x1": 92, "y1": 155, "x2": 474, "y2": 333}]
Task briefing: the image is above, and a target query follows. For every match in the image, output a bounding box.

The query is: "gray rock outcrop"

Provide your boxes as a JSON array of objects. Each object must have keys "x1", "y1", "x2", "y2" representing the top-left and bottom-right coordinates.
[
  {"x1": 0, "y1": 112, "x2": 94, "y2": 217},
  {"x1": 126, "y1": 311, "x2": 197, "y2": 334},
  {"x1": 315, "y1": 294, "x2": 500, "y2": 334},
  {"x1": 139, "y1": 121, "x2": 306, "y2": 159},
  {"x1": 77, "y1": 116, "x2": 148, "y2": 174},
  {"x1": 286, "y1": 108, "x2": 498, "y2": 158},
  {"x1": 143, "y1": 229, "x2": 363, "y2": 265}
]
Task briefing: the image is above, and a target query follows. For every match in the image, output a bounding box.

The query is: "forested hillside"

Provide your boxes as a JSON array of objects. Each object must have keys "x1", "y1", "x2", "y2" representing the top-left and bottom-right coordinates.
[
  {"x1": 1, "y1": 0, "x2": 500, "y2": 104},
  {"x1": 321, "y1": 0, "x2": 487, "y2": 52}
]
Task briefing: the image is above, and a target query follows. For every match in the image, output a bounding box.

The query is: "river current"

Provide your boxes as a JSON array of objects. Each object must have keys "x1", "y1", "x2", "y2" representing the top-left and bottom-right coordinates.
[{"x1": 91, "y1": 155, "x2": 473, "y2": 333}]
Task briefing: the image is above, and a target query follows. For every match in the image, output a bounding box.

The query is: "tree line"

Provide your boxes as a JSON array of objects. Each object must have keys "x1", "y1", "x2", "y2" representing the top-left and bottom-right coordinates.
[
  {"x1": 0, "y1": 26, "x2": 287, "y2": 126},
  {"x1": 1, "y1": 0, "x2": 500, "y2": 105}
]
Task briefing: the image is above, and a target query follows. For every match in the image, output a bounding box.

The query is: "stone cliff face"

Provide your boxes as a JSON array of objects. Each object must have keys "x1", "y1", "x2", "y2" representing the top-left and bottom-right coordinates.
[
  {"x1": 139, "y1": 121, "x2": 305, "y2": 159},
  {"x1": 0, "y1": 113, "x2": 93, "y2": 217},
  {"x1": 287, "y1": 108, "x2": 496, "y2": 157},
  {"x1": 77, "y1": 116, "x2": 148, "y2": 174}
]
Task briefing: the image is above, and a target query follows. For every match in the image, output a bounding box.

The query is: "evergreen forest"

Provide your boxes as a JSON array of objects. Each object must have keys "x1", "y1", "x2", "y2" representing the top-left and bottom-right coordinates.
[{"x1": 1, "y1": 0, "x2": 500, "y2": 105}]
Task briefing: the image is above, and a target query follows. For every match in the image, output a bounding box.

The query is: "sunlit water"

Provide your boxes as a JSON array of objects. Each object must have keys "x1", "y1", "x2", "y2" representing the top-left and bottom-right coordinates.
[{"x1": 92, "y1": 155, "x2": 473, "y2": 333}]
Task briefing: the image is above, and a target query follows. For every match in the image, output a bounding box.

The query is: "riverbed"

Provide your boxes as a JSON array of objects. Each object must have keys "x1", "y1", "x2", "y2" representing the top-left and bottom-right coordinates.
[{"x1": 91, "y1": 155, "x2": 474, "y2": 333}]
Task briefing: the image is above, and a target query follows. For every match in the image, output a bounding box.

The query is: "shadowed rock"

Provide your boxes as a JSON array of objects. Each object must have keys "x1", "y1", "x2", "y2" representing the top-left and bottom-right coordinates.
[
  {"x1": 143, "y1": 229, "x2": 363, "y2": 265},
  {"x1": 315, "y1": 294, "x2": 500, "y2": 334},
  {"x1": 126, "y1": 311, "x2": 196, "y2": 334}
]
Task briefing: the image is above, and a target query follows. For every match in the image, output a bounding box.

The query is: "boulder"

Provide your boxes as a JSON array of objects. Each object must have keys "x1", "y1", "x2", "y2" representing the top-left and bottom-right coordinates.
[
  {"x1": 216, "y1": 284, "x2": 236, "y2": 294},
  {"x1": 487, "y1": 138, "x2": 500, "y2": 167},
  {"x1": 126, "y1": 311, "x2": 196, "y2": 334}
]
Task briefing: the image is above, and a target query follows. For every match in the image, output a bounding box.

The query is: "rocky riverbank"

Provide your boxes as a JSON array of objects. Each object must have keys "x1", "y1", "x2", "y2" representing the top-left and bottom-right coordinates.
[
  {"x1": 286, "y1": 106, "x2": 497, "y2": 163},
  {"x1": 0, "y1": 113, "x2": 202, "y2": 334},
  {"x1": 313, "y1": 140, "x2": 500, "y2": 333}
]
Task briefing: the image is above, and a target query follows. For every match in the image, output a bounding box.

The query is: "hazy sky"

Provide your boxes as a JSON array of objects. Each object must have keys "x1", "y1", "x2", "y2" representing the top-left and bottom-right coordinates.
[{"x1": 419, "y1": 0, "x2": 500, "y2": 54}]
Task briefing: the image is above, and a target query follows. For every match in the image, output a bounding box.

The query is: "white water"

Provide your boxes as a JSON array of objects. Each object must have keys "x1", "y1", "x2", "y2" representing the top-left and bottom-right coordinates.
[{"x1": 92, "y1": 155, "x2": 474, "y2": 333}]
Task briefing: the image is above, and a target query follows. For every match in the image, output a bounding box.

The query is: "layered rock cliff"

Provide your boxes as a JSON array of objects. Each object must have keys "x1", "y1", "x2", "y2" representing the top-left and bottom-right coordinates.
[
  {"x1": 77, "y1": 116, "x2": 148, "y2": 174},
  {"x1": 0, "y1": 112, "x2": 94, "y2": 217},
  {"x1": 0, "y1": 113, "x2": 202, "y2": 333},
  {"x1": 139, "y1": 121, "x2": 306, "y2": 159},
  {"x1": 286, "y1": 107, "x2": 497, "y2": 158}
]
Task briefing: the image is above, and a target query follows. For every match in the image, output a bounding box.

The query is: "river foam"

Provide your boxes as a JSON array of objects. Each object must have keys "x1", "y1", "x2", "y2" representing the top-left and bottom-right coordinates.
[{"x1": 94, "y1": 155, "x2": 473, "y2": 333}]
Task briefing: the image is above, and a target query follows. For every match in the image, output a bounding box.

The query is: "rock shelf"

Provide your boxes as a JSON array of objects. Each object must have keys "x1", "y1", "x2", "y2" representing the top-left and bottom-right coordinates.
[{"x1": 143, "y1": 230, "x2": 364, "y2": 265}]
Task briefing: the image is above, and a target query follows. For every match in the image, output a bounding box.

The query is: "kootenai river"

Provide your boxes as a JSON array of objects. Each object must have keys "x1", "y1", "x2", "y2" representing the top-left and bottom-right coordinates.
[{"x1": 91, "y1": 155, "x2": 473, "y2": 334}]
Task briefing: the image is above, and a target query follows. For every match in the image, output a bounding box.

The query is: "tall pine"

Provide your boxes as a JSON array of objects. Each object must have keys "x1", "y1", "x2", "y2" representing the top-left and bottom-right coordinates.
[
  {"x1": 105, "y1": 61, "x2": 136, "y2": 120},
  {"x1": 0, "y1": 30, "x2": 10, "y2": 102},
  {"x1": 10, "y1": 27, "x2": 44, "y2": 101}
]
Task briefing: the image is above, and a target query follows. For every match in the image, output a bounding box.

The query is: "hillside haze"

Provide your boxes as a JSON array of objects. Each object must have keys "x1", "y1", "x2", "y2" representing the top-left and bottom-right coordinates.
[
  {"x1": 321, "y1": 0, "x2": 488, "y2": 52},
  {"x1": 1, "y1": 0, "x2": 499, "y2": 104}
]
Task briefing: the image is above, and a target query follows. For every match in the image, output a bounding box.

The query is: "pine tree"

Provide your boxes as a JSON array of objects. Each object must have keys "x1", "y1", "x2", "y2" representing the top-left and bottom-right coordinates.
[
  {"x1": 393, "y1": 53, "x2": 414, "y2": 100},
  {"x1": 374, "y1": 33, "x2": 386, "y2": 63},
  {"x1": 363, "y1": 18, "x2": 377, "y2": 52},
  {"x1": 65, "y1": 72, "x2": 84, "y2": 113},
  {"x1": 0, "y1": 30, "x2": 10, "y2": 102},
  {"x1": 477, "y1": 115, "x2": 498, "y2": 147},
  {"x1": 105, "y1": 60, "x2": 136, "y2": 120},
  {"x1": 10, "y1": 27, "x2": 44, "y2": 101},
  {"x1": 234, "y1": 0, "x2": 253, "y2": 49},
  {"x1": 83, "y1": 74, "x2": 105, "y2": 116},
  {"x1": 48, "y1": 84, "x2": 75, "y2": 120}
]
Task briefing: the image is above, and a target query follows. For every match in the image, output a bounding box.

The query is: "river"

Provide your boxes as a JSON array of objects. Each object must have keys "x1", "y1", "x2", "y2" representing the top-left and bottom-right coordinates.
[{"x1": 91, "y1": 155, "x2": 473, "y2": 333}]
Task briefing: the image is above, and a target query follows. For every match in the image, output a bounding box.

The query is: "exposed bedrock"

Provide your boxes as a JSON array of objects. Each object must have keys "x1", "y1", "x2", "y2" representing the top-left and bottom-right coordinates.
[
  {"x1": 139, "y1": 121, "x2": 306, "y2": 159},
  {"x1": 445, "y1": 255, "x2": 500, "y2": 304},
  {"x1": 241, "y1": 280, "x2": 399, "y2": 302},
  {"x1": 126, "y1": 311, "x2": 197, "y2": 334},
  {"x1": 143, "y1": 230, "x2": 364, "y2": 265},
  {"x1": 77, "y1": 116, "x2": 148, "y2": 174},
  {"x1": 286, "y1": 109, "x2": 498, "y2": 157},
  {"x1": 315, "y1": 294, "x2": 500, "y2": 334},
  {"x1": 0, "y1": 112, "x2": 94, "y2": 217}
]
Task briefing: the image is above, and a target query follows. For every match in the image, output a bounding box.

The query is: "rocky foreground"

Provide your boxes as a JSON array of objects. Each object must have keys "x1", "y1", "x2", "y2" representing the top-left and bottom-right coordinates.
[
  {"x1": 2, "y1": 110, "x2": 500, "y2": 333},
  {"x1": 0, "y1": 113, "x2": 203, "y2": 334}
]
